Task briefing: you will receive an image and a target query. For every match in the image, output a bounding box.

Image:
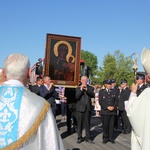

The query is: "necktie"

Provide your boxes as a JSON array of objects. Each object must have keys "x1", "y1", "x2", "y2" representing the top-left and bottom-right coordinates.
[{"x1": 47, "y1": 85, "x2": 50, "y2": 90}]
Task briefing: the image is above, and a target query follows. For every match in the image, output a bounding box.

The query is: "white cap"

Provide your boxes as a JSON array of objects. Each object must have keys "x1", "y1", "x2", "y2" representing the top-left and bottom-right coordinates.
[{"x1": 141, "y1": 47, "x2": 150, "y2": 74}]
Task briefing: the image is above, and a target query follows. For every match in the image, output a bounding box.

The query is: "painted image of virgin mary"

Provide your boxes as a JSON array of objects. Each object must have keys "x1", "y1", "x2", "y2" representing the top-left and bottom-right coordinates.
[{"x1": 53, "y1": 41, "x2": 75, "y2": 81}]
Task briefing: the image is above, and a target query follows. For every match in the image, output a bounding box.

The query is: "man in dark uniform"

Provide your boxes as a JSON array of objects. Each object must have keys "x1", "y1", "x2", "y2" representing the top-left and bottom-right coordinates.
[
  {"x1": 136, "y1": 73, "x2": 146, "y2": 96},
  {"x1": 75, "y1": 76, "x2": 95, "y2": 144},
  {"x1": 111, "y1": 79, "x2": 119, "y2": 129},
  {"x1": 118, "y1": 79, "x2": 131, "y2": 134},
  {"x1": 99, "y1": 79, "x2": 117, "y2": 144}
]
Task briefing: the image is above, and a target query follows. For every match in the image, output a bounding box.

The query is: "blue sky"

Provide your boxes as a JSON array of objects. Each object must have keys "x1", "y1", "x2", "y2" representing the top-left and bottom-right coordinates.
[{"x1": 0, "y1": 0, "x2": 150, "y2": 72}]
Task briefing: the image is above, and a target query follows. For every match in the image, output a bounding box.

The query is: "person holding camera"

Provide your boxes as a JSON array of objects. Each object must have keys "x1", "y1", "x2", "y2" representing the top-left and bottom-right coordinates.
[{"x1": 75, "y1": 76, "x2": 95, "y2": 144}]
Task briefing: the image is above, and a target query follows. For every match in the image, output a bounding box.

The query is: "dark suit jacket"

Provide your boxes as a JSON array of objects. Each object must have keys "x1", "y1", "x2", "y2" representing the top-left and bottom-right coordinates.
[
  {"x1": 112, "y1": 86, "x2": 119, "y2": 97},
  {"x1": 28, "y1": 84, "x2": 33, "y2": 92},
  {"x1": 99, "y1": 89, "x2": 117, "y2": 115},
  {"x1": 65, "y1": 88, "x2": 77, "y2": 110},
  {"x1": 137, "y1": 84, "x2": 147, "y2": 97},
  {"x1": 39, "y1": 85, "x2": 58, "y2": 112},
  {"x1": 75, "y1": 85, "x2": 95, "y2": 112},
  {"x1": 118, "y1": 87, "x2": 131, "y2": 110},
  {"x1": 32, "y1": 84, "x2": 40, "y2": 96}
]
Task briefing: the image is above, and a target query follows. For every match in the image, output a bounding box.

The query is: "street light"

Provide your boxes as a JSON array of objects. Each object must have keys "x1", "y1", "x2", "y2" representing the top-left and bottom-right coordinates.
[
  {"x1": 131, "y1": 53, "x2": 138, "y2": 83},
  {"x1": 36, "y1": 58, "x2": 43, "y2": 75}
]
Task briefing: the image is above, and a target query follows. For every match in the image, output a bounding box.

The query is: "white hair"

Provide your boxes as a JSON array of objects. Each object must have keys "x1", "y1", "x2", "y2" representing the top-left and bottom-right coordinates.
[
  {"x1": 81, "y1": 75, "x2": 88, "y2": 80},
  {"x1": 4, "y1": 53, "x2": 30, "y2": 80}
]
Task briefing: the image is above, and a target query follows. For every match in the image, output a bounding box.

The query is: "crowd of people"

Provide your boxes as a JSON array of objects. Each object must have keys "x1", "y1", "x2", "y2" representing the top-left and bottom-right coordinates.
[
  {"x1": 0, "y1": 47, "x2": 150, "y2": 150},
  {"x1": 27, "y1": 73, "x2": 147, "y2": 146}
]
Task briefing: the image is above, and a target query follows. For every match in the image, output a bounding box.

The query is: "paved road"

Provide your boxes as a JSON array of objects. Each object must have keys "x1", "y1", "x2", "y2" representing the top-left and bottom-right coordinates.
[{"x1": 57, "y1": 114, "x2": 131, "y2": 150}]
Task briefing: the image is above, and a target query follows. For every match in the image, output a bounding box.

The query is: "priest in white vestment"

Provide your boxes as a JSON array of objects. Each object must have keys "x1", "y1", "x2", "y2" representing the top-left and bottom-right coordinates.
[
  {"x1": 0, "y1": 53, "x2": 64, "y2": 150},
  {"x1": 126, "y1": 47, "x2": 150, "y2": 150}
]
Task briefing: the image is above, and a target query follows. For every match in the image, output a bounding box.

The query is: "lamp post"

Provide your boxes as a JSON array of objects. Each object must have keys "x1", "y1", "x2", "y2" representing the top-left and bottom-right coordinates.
[
  {"x1": 131, "y1": 53, "x2": 138, "y2": 83},
  {"x1": 36, "y1": 58, "x2": 43, "y2": 75}
]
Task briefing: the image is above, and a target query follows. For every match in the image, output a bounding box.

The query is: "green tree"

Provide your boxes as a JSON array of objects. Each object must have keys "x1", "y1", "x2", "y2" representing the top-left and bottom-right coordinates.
[
  {"x1": 96, "y1": 50, "x2": 134, "y2": 86},
  {"x1": 114, "y1": 50, "x2": 133, "y2": 85}
]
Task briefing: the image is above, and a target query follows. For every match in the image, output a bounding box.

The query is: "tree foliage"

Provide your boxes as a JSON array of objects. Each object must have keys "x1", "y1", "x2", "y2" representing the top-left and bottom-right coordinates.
[
  {"x1": 114, "y1": 50, "x2": 133, "y2": 85},
  {"x1": 96, "y1": 50, "x2": 134, "y2": 86}
]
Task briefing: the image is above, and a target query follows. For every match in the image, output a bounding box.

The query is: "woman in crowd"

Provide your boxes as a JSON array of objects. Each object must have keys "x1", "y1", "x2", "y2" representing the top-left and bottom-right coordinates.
[
  {"x1": 59, "y1": 86, "x2": 67, "y2": 120},
  {"x1": 94, "y1": 84, "x2": 101, "y2": 117}
]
